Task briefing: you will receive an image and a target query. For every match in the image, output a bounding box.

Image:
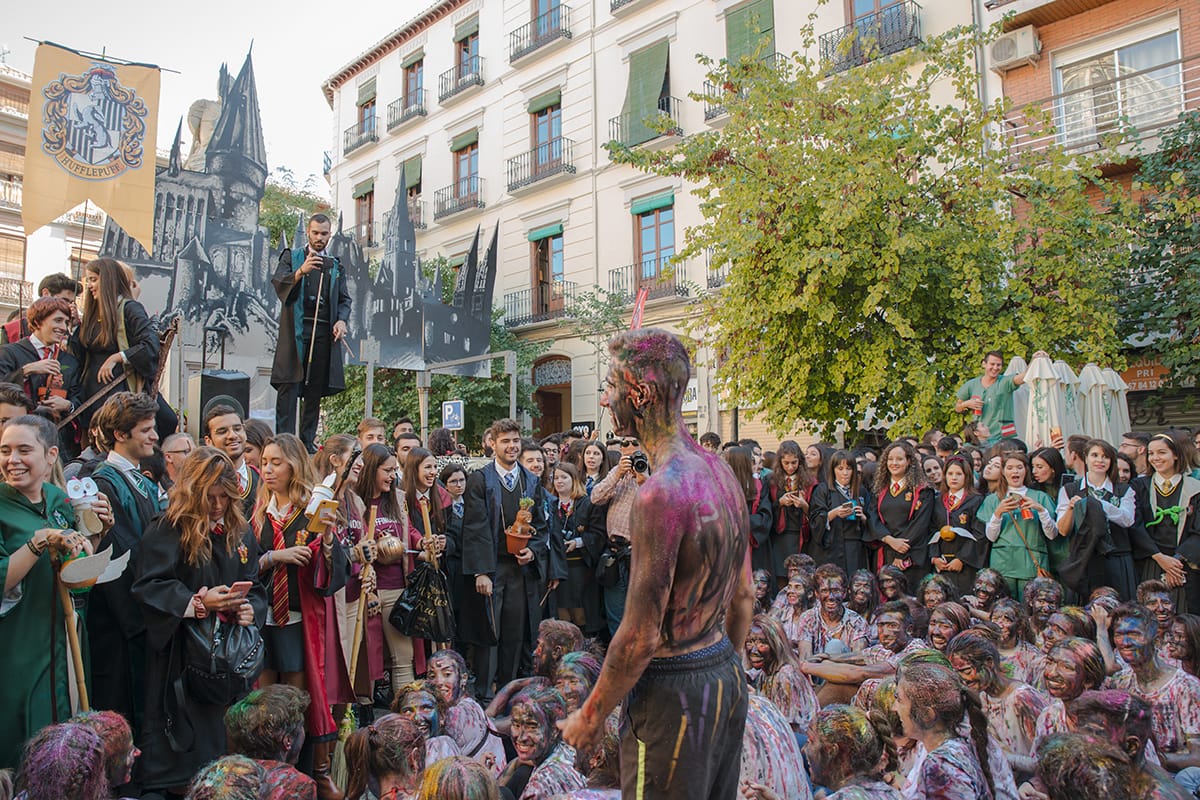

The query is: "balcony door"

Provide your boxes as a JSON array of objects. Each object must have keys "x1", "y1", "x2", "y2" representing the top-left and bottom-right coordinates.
[
  {"x1": 532, "y1": 232, "x2": 565, "y2": 316},
  {"x1": 532, "y1": 104, "x2": 563, "y2": 172},
  {"x1": 636, "y1": 207, "x2": 674, "y2": 294}
]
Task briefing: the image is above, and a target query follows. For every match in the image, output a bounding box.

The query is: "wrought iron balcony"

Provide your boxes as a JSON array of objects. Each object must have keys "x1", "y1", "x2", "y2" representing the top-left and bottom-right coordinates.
[
  {"x1": 609, "y1": 96, "x2": 683, "y2": 147},
  {"x1": 343, "y1": 119, "x2": 378, "y2": 155},
  {"x1": 609, "y1": 0, "x2": 646, "y2": 11},
  {"x1": 387, "y1": 90, "x2": 428, "y2": 130},
  {"x1": 439, "y1": 56, "x2": 485, "y2": 102},
  {"x1": 703, "y1": 52, "x2": 788, "y2": 119},
  {"x1": 383, "y1": 198, "x2": 429, "y2": 231},
  {"x1": 1004, "y1": 52, "x2": 1200, "y2": 158},
  {"x1": 507, "y1": 137, "x2": 577, "y2": 192},
  {"x1": 433, "y1": 176, "x2": 486, "y2": 220},
  {"x1": 0, "y1": 178, "x2": 21, "y2": 210},
  {"x1": 819, "y1": 1, "x2": 922, "y2": 75},
  {"x1": 608, "y1": 258, "x2": 689, "y2": 303},
  {"x1": 707, "y1": 263, "x2": 729, "y2": 289},
  {"x1": 351, "y1": 221, "x2": 378, "y2": 248},
  {"x1": 504, "y1": 280, "x2": 578, "y2": 327},
  {"x1": 510, "y1": 5, "x2": 572, "y2": 62}
]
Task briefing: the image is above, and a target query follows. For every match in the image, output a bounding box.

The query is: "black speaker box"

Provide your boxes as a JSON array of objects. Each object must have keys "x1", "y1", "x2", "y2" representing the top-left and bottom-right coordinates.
[{"x1": 187, "y1": 369, "x2": 250, "y2": 439}]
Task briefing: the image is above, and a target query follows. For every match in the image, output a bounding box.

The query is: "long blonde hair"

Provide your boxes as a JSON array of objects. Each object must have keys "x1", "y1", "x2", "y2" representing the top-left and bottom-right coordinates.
[
  {"x1": 166, "y1": 447, "x2": 245, "y2": 566},
  {"x1": 254, "y1": 433, "x2": 314, "y2": 529}
]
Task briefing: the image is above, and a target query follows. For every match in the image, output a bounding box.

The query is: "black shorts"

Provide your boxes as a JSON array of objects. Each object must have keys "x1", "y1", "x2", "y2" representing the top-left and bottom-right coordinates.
[{"x1": 620, "y1": 637, "x2": 748, "y2": 800}]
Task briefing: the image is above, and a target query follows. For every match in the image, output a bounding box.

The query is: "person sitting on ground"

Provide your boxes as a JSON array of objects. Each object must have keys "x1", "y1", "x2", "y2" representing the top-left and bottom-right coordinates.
[
  {"x1": 991, "y1": 598, "x2": 1042, "y2": 684},
  {"x1": 14, "y1": 723, "x2": 112, "y2": 800},
  {"x1": 501, "y1": 685, "x2": 585, "y2": 800},
  {"x1": 771, "y1": 571, "x2": 814, "y2": 650},
  {"x1": 739, "y1": 693, "x2": 813, "y2": 800},
  {"x1": 963, "y1": 568, "x2": 1010, "y2": 623},
  {"x1": 1033, "y1": 733, "x2": 1136, "y2": 800},
  {"x1": 391, "y1": 680, "x2": 461, "y2": 765},
  {"x1": 808, "y1": 601, "x2": 927, "y2": 711},
  {"x1": 744, "y1": 613, "x2": 818, "y2": 737},
  {"x1": 68, "y1": 711, "x2": 139, "y2": 799},
  {"x1": 426, "y1": 649, "x2": 506, "y2": 778},
  {"x1": 1022, "y1": 577, "x2": 1064, "y2": 648},
  {"x1": 488, "y1": 620, "x2": 582, "y2": 739},
  {"x1": 795, "y1": 564, "x2": 869, "y2": 661},
  {"x1": 416, "y1": 756, "x2": 499, "y2": 800},
  {"x1": 553, "y1": 651, "x2": 603, "y2": 716},
  {"x1": 223, "y1": 684, "x2": 316, "y2": 800},
  {"x1": 344, "y1": 714, "x2": 426, "y2": 800},
  {"x1": 186, "y1": 755, "x2": 268, "y2": 800}
]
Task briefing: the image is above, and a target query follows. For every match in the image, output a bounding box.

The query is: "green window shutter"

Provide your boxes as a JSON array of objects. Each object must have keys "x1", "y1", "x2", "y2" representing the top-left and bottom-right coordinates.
[
  {"x1": 528, "y1": 88, "x2": 562, "y2": 115},
  {"x1": 455, "y1": 16, "x2": 480, "y2": 41},
  {"x1": 352, "y1": 178, "x2": 375, "y2": 199},
  {"x1": 630, "y1": 190, "x2": 674, "y2": 216},
  {"x1": 620, "y1": 40, "x2": 669, "y2": 146},
  {"x1": 450, "y1": 128, "x2": 479, "y2": 152},
  {"x1": 402, "y1": 156, "x2": 422, "y2": 190},
  {"x1": 401, "y1": 48, "x2": 425, "y2": 69},
  {"x1": 527, "y1": 223, "x2": 564, "y2": 242},
  {"x1": 357, "y1": 78, "x2": 377, "y2": 106},
  {"x1": 726, "y1": 0, "x2": 775, "y2": 63},
  {"x1": 447, "y1": 254, "x2": 466, "y2": 268}
]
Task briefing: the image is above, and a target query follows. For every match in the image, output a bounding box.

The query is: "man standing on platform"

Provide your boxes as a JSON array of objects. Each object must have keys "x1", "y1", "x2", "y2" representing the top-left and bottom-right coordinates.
[
  {"x1": 561, "y1": 328, "x2": 754, "y2": 800},
  {"x1": 271, "y1": 214, "x2": 351, "y2": 453}
]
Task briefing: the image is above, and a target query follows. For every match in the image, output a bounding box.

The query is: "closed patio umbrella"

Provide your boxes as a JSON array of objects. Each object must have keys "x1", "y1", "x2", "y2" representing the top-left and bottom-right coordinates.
[
  {"x1": 1006, "y1": 356, "x2": 1030, "y2": 442},
  {"x1": 1078, "y1": 363, "x2": 1113, "y2": 443},
  {"x1": 1053, "y1": 360, "x2": 1084, "y2": 443},
  {"x1": 1025, "y1": 354, "x2": 1066, "y2": 451}
]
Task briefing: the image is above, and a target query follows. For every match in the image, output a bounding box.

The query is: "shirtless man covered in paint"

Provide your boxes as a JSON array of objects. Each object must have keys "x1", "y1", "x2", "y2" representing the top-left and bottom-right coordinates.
[{"x1": 560, "y1": 328, "x2": 755, "y2": 799}]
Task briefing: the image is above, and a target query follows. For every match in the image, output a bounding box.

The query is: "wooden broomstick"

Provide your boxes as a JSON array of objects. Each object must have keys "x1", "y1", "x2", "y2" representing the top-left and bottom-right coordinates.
[
  {"x1": 334, "y1": 504, "x2": 378, "y2": 790},
  {"x1": 56, "y1": 571, "x2": 89, "y2": 711},
  {"x1": 416, "y1": 499, "x2": 446, "y2": 653}
]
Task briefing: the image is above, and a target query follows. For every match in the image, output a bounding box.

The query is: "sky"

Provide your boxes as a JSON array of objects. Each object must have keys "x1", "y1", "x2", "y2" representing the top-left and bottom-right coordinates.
[{"x1": 5, "y1": 0, "x2": 430, "y2": 194}]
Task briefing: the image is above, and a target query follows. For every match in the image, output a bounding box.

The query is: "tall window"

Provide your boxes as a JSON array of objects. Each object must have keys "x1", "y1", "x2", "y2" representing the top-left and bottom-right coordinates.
[
  {"x1": 532, "y1": 104, "x2": 562, "y2": 167},
  {"x1": 1055, "y1": 29, "x2": 1181, "y2": 148},
  {"x1": 533, "y1": 233, "x2": 565, "y2": 315},
  {"x1": 458, "y1": 33, "x2": 480, "y2": 75},
  {"x1": 358, "y1": 99, "x2": 376, "y2": 132},
  {"x1": 354, "y1": 181, "x2": 375, "y2": 245},
  {"x1": 534, "y1": 0, "x2": 560, "y2": 36},
  {"x1": 454, "y1": 142, "x2": 479, "y2": 198},
  {"x1": 850, "y1": 0, "x2": 901, "y2": 19},
  {"x1": 637, "y1": 207, "x2": 674, "y2": 281},
  {"x1": 0, "y1": 234, "x2": 25, "y2": 281},
  {"x1": 404, "y1": 61, "x2": 423, "y2": 109}
]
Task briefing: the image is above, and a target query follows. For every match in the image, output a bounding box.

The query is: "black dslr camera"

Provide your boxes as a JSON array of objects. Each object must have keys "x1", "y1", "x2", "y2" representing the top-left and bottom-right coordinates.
[{"x1": 630, "y1": 451, "x2": 649, "y2": 474}]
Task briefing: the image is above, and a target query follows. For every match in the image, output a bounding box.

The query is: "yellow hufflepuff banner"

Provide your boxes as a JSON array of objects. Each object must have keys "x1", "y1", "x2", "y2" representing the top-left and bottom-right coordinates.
[{"x1": 23, "y1": 42, "x2": 160, "y2": 252}]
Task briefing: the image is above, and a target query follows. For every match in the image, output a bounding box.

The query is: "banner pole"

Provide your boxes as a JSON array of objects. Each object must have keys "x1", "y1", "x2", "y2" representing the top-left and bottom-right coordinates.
[{"x1": 74, "y1": 200, "x2": 89, "y2": 283}]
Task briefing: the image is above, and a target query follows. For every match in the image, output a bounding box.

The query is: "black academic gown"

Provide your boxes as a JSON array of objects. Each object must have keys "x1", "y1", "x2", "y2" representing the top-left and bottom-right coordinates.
[
  {"x1": 548, "y1": 494, "x2": 607, "y2": 633},
  {"x1": 131, "y1": 519, "x2": 266, "y2": 792},
  {"x1": 808, "y1": 482, "x2": 883, "y2": 576},
  {"x1": 0, "y1": 338, "x2": 83, "y2": 456},
  {"x1": 931, "y1": 492, "x2": 988, "y2": 598},
  {"x1": 69, "y1": 299, "x2": 159, "y2": 432},
  {"x1": 269, "y1": 249, "x2": 352, "y2": 394},
  {"x1": 88, "y1": 461, "x2": 163, "y2": 734},
  {"x1": 747, "y1": 478, "x2": 775, "y2": 575},
  {"x1": 878, "y1": 483, "x2": 936, "y2": 585}
]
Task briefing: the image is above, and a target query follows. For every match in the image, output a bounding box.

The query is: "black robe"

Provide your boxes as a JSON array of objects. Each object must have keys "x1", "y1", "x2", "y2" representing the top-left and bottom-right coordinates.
[
  {"x1": 878, "y1": 483, "x2": 936, "y2": 584},
  {"x1": 269, "y1": 249, "x2": 351, "y2": 394},
  {"x1": 0, "y1": 338, "x2": 83, "y2": 456},
  {"x1": 808, "y1": 482, "x2": 883, "y2": 575},
  {"x1": 747, "y1": 478, "x2": 775, "y2": 575},
  {"x1": 69, "y1": 299, "x2": 158, "y2": 429},
  {"x1": 131, "y1": 519, "x2": 266, "y2": 792},
  {"x1": 548, "y1": 494, "x2": 607, "y2": 633},
  {"x1": 930, "y1": 492, "x2": 988, "y2": 597}
]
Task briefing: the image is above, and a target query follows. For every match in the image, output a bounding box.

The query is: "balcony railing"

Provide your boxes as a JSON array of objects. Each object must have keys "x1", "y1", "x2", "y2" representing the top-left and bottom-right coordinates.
[
  {"x1": 323, "y1": 151, "x2": 332, "y2": 175},
  {"x1": 0, "y1": 179, "x2": 21, "y2": 210},
  {"x1": 387, "y1": 90, "x2": 428, "y2": 130},
  {"x1": 703, "y1": 52, "x2": 788, "y2": 119},
  {"x1": 504, "y1": 280, "x2": 578, "y2": 327},
  {"x1": 507, "y1": 137, "x2": 577, "y2": 192},
  {"x1": 609, "y1": 96, "x2": 683, "y2": 147},
  {"x1": 439, "y1": 56, "x2": 485, "y2": 102},
  {"x1": 433, "y1": 176, "x2": 485, "y2": 220},
  {"x1": 608, "y1": 257, "x2": 689, "y2": 303},
  {"x1": 510, "y1": 5, "x2": 573, "y2": 62},
  {"x1": 0, "y1": 277, "x2": 34, "y2": 308},
  {"x1": 343, "y1": 119, "x2": 378, "y2": 155},
  {"x1": 351, "y1": 221, "x2": 378, "y2": 248},
  {"x1": 820, "y1": 1, "x2": 922, "y2": 75},
  {"x1": 383, "y1": 198, "x2": 429, "y2": 231},
  {"x1": 610, "y1": 0, "x2": 645, "y2": 11},
  {"x1": 707, "y1": 263, "x2": 729, "y2": 289},
  {"x1": 1004, "y1": 53, "x2": 1200, "y2": 157}
]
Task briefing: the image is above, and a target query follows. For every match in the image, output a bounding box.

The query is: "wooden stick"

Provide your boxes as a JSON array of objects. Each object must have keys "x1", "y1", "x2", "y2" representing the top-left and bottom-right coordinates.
[
  {"x1": 57, "y1": 575, "x2": 89, "y2": 711},
  {"x1": 348, "y1": 506, "x2": 376, "y2": 692}
]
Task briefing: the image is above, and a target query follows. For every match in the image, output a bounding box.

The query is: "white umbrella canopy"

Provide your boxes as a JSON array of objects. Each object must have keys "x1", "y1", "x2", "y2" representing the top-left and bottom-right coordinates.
[
  {"x1": 1103, "y1": 368, "x2": 1132, "y2": 442},
  {"x1": 1053, "y1": 360, "x2": 1084, "y2": 442},
  {"x1": 1025, "y1": 355, "x2": 1066, "y2": 450},
  {"x1": 1078, "y1": 363, "x2": 1113, "y2": 443},
  {"x1": 1006, "y1": 356, "x2": 1030, "y2": 443}
]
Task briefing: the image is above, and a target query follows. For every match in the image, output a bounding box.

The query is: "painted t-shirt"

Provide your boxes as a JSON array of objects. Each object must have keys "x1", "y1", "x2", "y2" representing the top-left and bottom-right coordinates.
[
  {"x1": 755, "y1": 663, "x2": 819, "y2": 733},
  {"x1": 795, "y1": 606, "x2": 868, "y2": 654},
  {"x1": 443, "y1": 696, "x2": 507, "y2": 777},
  {"x1": 521, "y1": 743, "x2": 586, "y2": 800},
  {"x1": 911, "y1": 737, "x2": 993, "y2": 800},
  {"x1": 980, "y1": 683, "x2": 1049, "y2": 757},
  {"x1": 1106, "y1": 667, "x2": 1200, "y2": 754},
  {"x1": 828, "y1": 780, "x2": 902, "y2": 800},
  {"x1": 1000, "y1": 642, "x2": 1042, "y2": 685},
  {"x1": 740, "y1": 693, "x2": 813, "y2": 800}
]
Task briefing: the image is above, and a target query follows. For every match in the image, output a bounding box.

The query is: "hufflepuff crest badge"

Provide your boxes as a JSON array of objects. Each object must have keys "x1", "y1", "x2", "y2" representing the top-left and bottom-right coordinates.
[{"x1": 41, "y1": 64, "x2": 148, "y2": 180}]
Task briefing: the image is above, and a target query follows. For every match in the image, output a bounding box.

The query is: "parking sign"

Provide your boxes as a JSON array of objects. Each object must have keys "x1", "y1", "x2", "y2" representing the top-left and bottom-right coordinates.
[{"x1": 442, "y1": 400, "x2": 464, "y2": 430}]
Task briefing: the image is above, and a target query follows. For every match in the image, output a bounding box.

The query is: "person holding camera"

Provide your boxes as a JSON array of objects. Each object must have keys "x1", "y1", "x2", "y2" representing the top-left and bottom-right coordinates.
[
  {"x1": 271, "y1": 213, "x2": 352, "y2": 453},
  {"x1": 590, "y1": 435, "x2": 648, "y2": 637}
]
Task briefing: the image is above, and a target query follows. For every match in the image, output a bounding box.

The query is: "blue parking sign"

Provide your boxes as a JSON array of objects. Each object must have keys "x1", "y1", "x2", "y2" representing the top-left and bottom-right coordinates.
[{"x1": 442, "y1": 400, "x2": 464, "y2": 430}]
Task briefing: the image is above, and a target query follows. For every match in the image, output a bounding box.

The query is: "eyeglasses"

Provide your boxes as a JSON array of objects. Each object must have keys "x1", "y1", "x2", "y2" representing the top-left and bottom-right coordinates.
[
  {"x1": 620, "y1": 439, "x2": 638, "y2": 447},
  {"x1": 165, "y1": 449, "x2": 193, "y2": 456}
]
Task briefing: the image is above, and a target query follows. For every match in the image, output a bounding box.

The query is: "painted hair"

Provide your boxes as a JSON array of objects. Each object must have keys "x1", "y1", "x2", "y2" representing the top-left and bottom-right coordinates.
[
  {"x1": 607, "y1": 328, "x2": 692, "y2": 411},
  {"x1": 1035, "y1": 733, "x2": 1138, "y2": 800},
  {"x1": 539, "y1": 619, "x2": 585, "y2": 659},
  {"x1": 810, "y1": 704, "x2": 896, "y2": 786},
  {"x1": 185, "y1": 754, "x2": 266, "y2": 800},
  {"x1": 1111, "y1": 601, "x2": 1159, "y2": 642},
  {"x1": 428, "y1": 648, "x2": 468, "y2": 681},
  {"x1": 849, "y1": 569, "x2": 879, "y2": 618},
  {"x1": 916, "y1": 573, "x2": 958, "y2": 609},
  {"x1": 945, "y1": 629, "x2": 1002, "y2": 688},
  {"x1": 417, "y1": 756, "x2": 500, "y2": 800},
  {"x1": 17, "y1": 722, "x2": 108, "y2": 800},
  {"x1": 1172, "y1": 614, "x2": 1200, "y2": 678},
  {"x1": 1048, "y1": 638, "x2": 1108, "y2": 696},
  {"x1": 1068, "y1": 690, "x2": 1154, "y2": 760},
  {"x1": 876, "y1": 564, "x2": 909, "y2": 595},
  {"x1": 873, "y1": 441, "x2": 926, "y2": 496},
  {"x1": 1050, "y1": 606, "x2": 1097, "y2": 642},
  {"x1": 1136, "y1": 579, "x2": 1172, "y2": 606},
  {"x1": 556, "y1": 650, "x2": 603, "y2": 707},
  {"x1": 391, "y1": 679, "x2": 449, "y2": 722},
  {"x1": 345, "y1": 714, "x2": 425, "y2": 800},
  {"x1": 973, "y1": 568, "x2": 1011, "y2": 601},
  {"x1": 895, "y1": 661, "x2": 993, "y2": 797},
  {"x1": 68, "y1": 710, "x2": 134, "y2": 790},
  {"x1": 224, "y1": 684, "x2": 310, "y2": 762},
  {"x1": 165, "y1": 447, "x2": 245, "y2": 565},
  {"x1": 929, "y1": 602, "x2": 972, "y2": 642},
  {"x1": 1023, "y1": 577, "x2": 1065, "y2": 617},
  {"x1": 511, "y1": 685, "x2": 569, "y2": 755}
]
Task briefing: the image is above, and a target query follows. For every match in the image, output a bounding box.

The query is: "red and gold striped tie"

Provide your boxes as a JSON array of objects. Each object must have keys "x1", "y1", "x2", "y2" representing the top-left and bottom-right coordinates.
[{"x1": 269, "y1": 515, "x2": 290, "y2": 624}]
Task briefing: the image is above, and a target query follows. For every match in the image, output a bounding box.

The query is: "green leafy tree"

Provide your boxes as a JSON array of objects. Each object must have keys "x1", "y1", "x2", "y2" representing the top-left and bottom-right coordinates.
[
  {"x1": 1117, "y1": 111, "x2": 1200, "y2": 388},
  {"x1": 611, "y1": 21, "x2": 1135, "y2": 438},
  {"x1": 259, "y1": 167, "x2": 331, "y2": 245}
]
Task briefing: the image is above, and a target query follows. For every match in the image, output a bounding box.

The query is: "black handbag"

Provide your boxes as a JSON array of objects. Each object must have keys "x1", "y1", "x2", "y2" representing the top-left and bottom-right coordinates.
[
  {"x1": 390, "y1": 561, "x2": 456, "y2": 641},
  {"x1": 181, "y1": 615, "x2": 265, "y2": 706},
  {"x1": 595, "y1": 544, "x2": 630, "y2": 588}
]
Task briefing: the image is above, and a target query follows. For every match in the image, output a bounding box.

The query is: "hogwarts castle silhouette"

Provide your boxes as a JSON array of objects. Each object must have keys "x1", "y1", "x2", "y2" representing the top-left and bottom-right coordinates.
[{"x1": 98, "y1": 50, "x2": 498, "y2": 409}]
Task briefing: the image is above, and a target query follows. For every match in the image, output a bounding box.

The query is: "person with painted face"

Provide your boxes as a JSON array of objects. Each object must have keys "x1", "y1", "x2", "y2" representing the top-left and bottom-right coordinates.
[
  {"x1": 1106, "y1": 602, "x2": 1200, "y2": 771},
  {"x1": 1055, "y1": 438, "x2": 1140, "y2": 600},
  {"x1": 769, "y1": 440, "x2": 815, "y2": 586},
  {"x1": 873, "y1": 442, "x2": 936, "y2": 588},
  {"x1": 69, "y1": 710, "x2": 141, "y2": 798},
  {"x1": 931, "y1": 456, "x2": 988, "y2": 598},
  {"x1": 848, "y1": 569, "x2": 880, "y2": 632},
  {"x1": 926, "y1": 602, "x2": 972, "y2": 655},
  {"x1": 1137, "y1": 579, "x2": 1179, "y2": 666},
  {"x1": 224, "y1": 685, "x2": 317, "y2": 799},
  {"x1": 743, "y1": 613, "x2": 819, "y2": 737},
  {"x1": 963, "y1": 568, "x2": 1010, "y2": 622},
  {"x1": 1031, "y1": 637, "x2": 1108, "y2": 747},
  {"x1": 425, "y1": 649, "x2": 506, "y2": 778},
  {"x1": 991, "y1": 598, "x2": 1042, "y2": 685},
  {"x1": 1021, "y1": 576, "x2": 1064, "y2": 648},
  {"x1": 980, "y1": 453, "x2": 1058, "y2": 601},
  {"x1": 554, "y1": 650, "x2": 603, "y2": 715},
  {"x1": 503, "y1": 685, "x2": 585, "y2": 800},
  {"x1": 806, "y1": 601, "x2": 926, "y2": 711},
  {"x1": 917, "y1": 574, "x2": 958, "y2": 616},
  {"x1": 343, "y1": 714, "x2": 425, "y2": 800},
  {"x1": 391, "y1": 680, "x2": 461, "y2": 764},
  {"x1": 772, "y1": 571, "x2": 813, "y2": 650},
  {"x1": 799, "y1": 704, "x2": 900, "y2": 800},
  {"x1": 810, "y1": 449, "x2": 884, "y2": 577},
  {"x1": 739, "y1": 692, "x2": 813, "y2": 800},
  {"x1": 1134, "y1": 431, "x2": 1200, "y2": 612},
  {"x1": 489, "y1": 619, "x2": 585, "y2": 740},
  {"x1": 795, "y1": 564, "x2": 869, "y2": 661},
  {"x1": 946, "y1": 630, "x2": 1049, "y2": 777},
  {"x1": 1167, "y1": 613, "x2": 1200, "y2": 678}
]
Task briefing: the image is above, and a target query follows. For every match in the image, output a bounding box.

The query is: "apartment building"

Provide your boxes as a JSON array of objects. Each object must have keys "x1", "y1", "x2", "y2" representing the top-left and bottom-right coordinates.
[
  {"x1": 0, "y1": 61, "x2": 103, "y2": 315},
  {"x1": 323, "y1": 0, "x2": 986, "y2": 444},
  {"x1": 982, "y1": 0, "x2": 1200, "y2": 427}
]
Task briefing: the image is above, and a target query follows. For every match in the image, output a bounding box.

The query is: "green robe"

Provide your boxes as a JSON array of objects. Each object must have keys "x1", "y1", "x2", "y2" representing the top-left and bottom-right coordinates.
[
  {"x1": 979, "y1": 488, "x2": 1057, "y2": 583},
  {"x1": 0, "y1": 482, "x2": 80, "y2": 769}
]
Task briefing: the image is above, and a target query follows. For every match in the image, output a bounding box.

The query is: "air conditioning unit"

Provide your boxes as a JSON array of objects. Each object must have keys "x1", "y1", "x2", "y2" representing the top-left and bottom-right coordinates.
[{"x1": 990, "y1": 26, "x2": 1041, "y2": 72}]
